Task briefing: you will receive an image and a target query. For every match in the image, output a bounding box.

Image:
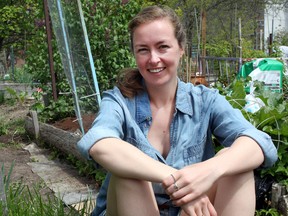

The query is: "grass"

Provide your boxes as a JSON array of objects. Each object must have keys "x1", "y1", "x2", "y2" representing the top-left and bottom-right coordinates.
[
  {"x1": 0, "y1": 163, "x2": 93, "y2": 216},
  {"x1": 0, "y1": 101, "x2": 96, "y2": 215},
  {"x1": 0, "y1": 116, "x2": 29, "y2": 149}
]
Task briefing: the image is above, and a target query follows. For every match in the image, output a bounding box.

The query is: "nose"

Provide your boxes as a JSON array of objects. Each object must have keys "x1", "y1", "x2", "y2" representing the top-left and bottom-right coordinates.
[{"x1": 149, "y1": 50, "x2": 160, "y2": 64}]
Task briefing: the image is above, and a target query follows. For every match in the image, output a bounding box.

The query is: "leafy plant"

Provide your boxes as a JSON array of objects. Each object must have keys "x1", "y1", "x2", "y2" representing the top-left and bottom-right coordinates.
[
  {"x1": 0, "y1": 120, "x2": 8, "y2": 136},
  {"x1": 224, "y1": 79, "x2": 288, "y2": 179},
  {"x1": 37, "y1": 97, "x2": 75, "y2": 123},
  {"x1": 8, "y1": 67, "x2": 33, "y2": 84},
  {"x1": 4, "y1": 87, "x2": 28, "y2": 105},
  {"x1": 255, "y1": 208, "x2": 280, "y2": 216},
  {"x1": 1, "y1": 162, "x2": 93, "y2": 215}
]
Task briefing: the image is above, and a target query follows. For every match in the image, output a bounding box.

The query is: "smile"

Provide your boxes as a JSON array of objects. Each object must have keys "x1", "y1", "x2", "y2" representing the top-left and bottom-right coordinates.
[{"x1": 148, "y1": 68, "x2": 165, "y2": 73}]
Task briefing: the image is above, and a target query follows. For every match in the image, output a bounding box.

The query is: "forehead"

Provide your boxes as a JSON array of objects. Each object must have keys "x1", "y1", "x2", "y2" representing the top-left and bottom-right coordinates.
[{"x1": 132, "y1": 18, "x2": 176, "y2": 45}]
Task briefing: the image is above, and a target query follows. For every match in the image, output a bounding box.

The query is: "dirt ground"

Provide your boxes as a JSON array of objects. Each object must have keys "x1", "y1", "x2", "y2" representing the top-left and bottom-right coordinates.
[
  {"x1": 0, "y1": 100, "x2": 95, "y2": 192},
  {"x1": 0, "y1": 101, "x2": 42, "y2": 188}
]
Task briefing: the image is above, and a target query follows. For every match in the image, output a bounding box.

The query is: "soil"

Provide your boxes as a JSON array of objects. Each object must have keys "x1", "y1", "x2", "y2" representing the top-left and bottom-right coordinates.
[
  {"x1": 51, "y1": 114, "x2": 95, "y2": 133},
  {"x1": 0, "y1": 101, "x2": 54, "y2": 203},
  {"x1": 0, "y1": 100, "x2": 95, "y2": 194}
]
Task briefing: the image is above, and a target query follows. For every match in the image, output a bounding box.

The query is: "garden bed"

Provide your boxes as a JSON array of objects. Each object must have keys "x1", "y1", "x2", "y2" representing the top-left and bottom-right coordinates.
[{"x1": 24, "y1": 114, "x2": 94, "y2": 163}]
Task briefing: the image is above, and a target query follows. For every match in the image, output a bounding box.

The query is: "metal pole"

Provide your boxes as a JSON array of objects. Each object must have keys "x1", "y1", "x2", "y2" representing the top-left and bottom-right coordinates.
[
  {"x1": 44, "y1": 0, "x2": 58, "y2": 101},
  {"x1": 76, "y1": 0, "x2": 101, "y2": 106},
  {"x1": 238, "y1": 18, "x2": 242, "y2": 72},
  {"x1": 55, "y1": 0, "x2": 84, "y2": 134}
]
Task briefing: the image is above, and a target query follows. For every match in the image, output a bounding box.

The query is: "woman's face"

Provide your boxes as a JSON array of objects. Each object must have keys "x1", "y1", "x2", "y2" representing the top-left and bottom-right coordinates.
[{"x1": 132, "y1": 18, "x2": 184, "y2": 88}]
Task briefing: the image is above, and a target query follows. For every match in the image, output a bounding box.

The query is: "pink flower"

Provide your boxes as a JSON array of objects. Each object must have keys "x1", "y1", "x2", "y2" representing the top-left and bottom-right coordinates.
[{"x1": 36, "y1": 87, "x2": 43, "y2": 93}]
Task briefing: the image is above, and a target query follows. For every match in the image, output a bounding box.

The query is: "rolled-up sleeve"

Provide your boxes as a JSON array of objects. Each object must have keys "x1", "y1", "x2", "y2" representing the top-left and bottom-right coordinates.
[
  {"x1": 238, "y1": 128, "x2": 278, "y2": 167},
  {"x1": 77, "y1": 91, "x2": 124, "y2": 160},
  {"x1": 210, "y1": 92, "x2": 278, "y2": 168}
]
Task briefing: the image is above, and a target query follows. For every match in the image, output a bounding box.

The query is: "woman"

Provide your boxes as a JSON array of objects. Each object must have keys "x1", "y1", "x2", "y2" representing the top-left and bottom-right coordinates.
[{"x1": 77, "y1": 5, "x2": 277, "y2": 216}]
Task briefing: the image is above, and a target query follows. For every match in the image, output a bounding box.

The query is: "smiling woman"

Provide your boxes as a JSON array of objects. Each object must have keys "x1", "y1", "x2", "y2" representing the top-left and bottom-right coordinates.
[{"x1": 77, "y1": 5, "x2": 277, "y2": 216}]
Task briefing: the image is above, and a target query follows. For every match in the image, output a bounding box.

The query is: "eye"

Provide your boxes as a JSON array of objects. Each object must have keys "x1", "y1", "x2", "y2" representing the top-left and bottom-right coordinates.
[
  {"x1": 159, "y1": 44, "x2": 169, "y2": 50},
  {"x1": 136, "y1": 48, "x2": 149, "y2": 54}
]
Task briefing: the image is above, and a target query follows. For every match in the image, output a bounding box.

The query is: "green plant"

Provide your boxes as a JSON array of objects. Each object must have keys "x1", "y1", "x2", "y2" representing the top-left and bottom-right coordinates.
[
  {"x1": 37, "y1": 97, "x2": 75, "y2": 123},
  {"x1": 7, "y1": 67, "x2": 33, "y2": 84},
  {"x1": 0, "y1": 120, "x2": 8, "y2": 136},
  {"x1": 66, "y1": 153, "x2": 106, "y2": 186},
  {"x1": 255, "y1": 208, "x2": 280, "y2": 216},
  {"x1": 1, "y1": 162, "x2": 92, "y2": 215},
  {"x1": 217, "y1": 78, "x2": 288, "y2": 213},
  {"x1": 4, "y1": 87, "x2": 28, "y2": 105}
]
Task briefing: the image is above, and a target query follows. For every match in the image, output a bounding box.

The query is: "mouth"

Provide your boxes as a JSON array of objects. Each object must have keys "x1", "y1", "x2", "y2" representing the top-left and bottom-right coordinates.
[{"x1": 148, "y1": 67, "x2": 165, "y2": 73}]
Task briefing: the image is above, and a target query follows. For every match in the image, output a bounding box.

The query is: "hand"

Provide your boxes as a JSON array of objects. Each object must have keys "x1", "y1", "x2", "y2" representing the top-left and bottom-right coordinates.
[
  {"x1": 179, "y1": 194, "x2": 217, "y2": 216},
  {"x1": 162, "y1": 161, "x2": 220, "y2": 206}
]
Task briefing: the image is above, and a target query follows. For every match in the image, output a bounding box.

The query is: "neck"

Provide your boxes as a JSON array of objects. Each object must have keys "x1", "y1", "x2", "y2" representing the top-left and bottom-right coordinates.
[{"x1": 146, "y1": 79, "x2": 177, "y2": 108}]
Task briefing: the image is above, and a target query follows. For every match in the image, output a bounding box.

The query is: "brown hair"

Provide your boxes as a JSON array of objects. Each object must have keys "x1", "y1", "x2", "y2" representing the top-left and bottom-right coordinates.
[{"x1": 116, "y1": 5, "x2": 186, "y2": 98}]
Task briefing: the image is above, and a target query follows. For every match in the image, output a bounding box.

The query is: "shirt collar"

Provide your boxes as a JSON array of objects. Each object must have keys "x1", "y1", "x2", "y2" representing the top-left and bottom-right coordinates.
[
  {"x1": 175, "y1": 79, "x2": 193, "y2": 116},
  {"x1": 135, "y1": 78, "x2": 193, "y2": 124}
]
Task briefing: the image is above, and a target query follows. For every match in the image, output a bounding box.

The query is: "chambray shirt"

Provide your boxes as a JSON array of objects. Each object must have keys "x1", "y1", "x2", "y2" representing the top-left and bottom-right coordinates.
[{"x1": 77, "y1": 79, "x2": 277, "y2": 216}]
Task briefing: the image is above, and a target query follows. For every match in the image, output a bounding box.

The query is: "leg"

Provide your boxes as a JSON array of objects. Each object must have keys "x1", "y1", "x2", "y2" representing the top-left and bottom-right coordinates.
[
  {"x1": 212, "y1": 148, "x2": 256, "y2": 215},
  {"x1": 213, "y1": 171, "x2": 256, "y2": 216},
  {"x1": 106, "y1": 175, "x2": 159, "y2": 216}
]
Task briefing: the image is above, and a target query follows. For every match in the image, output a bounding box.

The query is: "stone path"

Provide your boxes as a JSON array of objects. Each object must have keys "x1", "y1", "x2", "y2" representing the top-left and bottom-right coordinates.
[{"x1": 24, "y1": 142, "x2": 98, "y2": 215}]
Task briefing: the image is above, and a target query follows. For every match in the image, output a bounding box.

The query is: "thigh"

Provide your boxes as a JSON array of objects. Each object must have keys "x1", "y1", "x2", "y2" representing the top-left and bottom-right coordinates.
[{"x1": 106, "y1": 175, "x2": 159, "y2": 216}]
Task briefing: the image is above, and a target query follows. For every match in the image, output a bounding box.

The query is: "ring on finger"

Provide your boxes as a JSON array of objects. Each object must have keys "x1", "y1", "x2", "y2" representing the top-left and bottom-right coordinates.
[{"x1": 170, "y1": 174, "x2": 179, "y2": 191}]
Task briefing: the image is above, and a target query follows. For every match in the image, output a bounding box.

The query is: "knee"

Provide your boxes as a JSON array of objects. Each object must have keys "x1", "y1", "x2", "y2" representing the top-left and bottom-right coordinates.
[{"x1": 110, "y1": 175, "x2": 152, "y2": 191}]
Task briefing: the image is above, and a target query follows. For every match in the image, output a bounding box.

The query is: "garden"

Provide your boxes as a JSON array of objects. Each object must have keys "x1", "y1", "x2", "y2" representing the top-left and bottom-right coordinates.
[{"x1": 1, "y1": 0, "x2": 288, "y2": 215}]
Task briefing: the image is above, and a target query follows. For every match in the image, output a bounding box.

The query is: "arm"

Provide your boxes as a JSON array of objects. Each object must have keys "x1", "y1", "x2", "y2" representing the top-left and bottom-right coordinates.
[
  {"x1": 89, "y1": 138, "x2": 176, "y2": 183},
  {"x1": 162, "y1": 136, "x2": 264, "y2": 209},
  {"x1": 163, "y1": 91, "x2": 273, "y2": 207},
  {"x1": 208, "y1": 136, "x2": 264, "y2": 176}
]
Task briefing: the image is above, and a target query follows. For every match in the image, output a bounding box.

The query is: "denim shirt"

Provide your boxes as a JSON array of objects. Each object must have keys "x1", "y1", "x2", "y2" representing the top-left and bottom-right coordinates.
[{"x1": 77, "y1": 79, "x2": 278, "y2": 216}]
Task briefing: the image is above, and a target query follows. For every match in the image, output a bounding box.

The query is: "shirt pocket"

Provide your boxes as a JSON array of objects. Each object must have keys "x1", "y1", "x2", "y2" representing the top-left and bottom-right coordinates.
[{"x1": 183, "y1": 135, "x2": 206, "y2": 165}]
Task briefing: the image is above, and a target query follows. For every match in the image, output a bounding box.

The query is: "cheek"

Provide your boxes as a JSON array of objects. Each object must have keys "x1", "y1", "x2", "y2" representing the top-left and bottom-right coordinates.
[{"x1": 135, "y1": 56, "x2": 146, "y2": 68}]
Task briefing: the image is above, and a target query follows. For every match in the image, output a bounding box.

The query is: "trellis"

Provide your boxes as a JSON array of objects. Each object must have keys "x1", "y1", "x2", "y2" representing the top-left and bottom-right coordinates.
[{"x1": 46, "y1": 0, "x2": 101, "y2": 134}]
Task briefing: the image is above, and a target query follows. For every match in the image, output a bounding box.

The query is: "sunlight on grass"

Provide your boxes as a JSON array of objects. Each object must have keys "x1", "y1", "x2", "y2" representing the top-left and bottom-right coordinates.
[{"x1": 1, "y1": 163, "x2": 93, "y2": 216}]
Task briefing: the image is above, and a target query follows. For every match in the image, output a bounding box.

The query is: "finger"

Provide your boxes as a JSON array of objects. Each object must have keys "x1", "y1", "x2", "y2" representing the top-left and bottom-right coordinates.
[
  {"x1": 195, "y1": 207, "x2": 203, "y2": 216},
  {"x1": 208, "y1": 201, "x2": 217, "y2": 216},
  {"x1": 202, "y1": 205, "x2": 210, "y2": 216},
  {"x1": 166, "y1": 180, "x2": 182, "y2": 195},
  {"x1": 172, "y1": 189, "x2": 202, "y2": 206},
  {"x1": 162, "y1": 172, "x2": 179, "y2": 189},
  {"x1": 181, "y1": 209, "x2": 196, "y2": 216}
]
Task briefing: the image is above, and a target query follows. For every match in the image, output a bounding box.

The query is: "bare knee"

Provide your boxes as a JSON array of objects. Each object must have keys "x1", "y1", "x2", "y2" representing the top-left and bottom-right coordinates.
[
  {"x1": 213, "y1": 171, "x2": 256, "y2": 216},
  {"x1": 107, "y1": 175, "x2": 159, "y2": 216}
]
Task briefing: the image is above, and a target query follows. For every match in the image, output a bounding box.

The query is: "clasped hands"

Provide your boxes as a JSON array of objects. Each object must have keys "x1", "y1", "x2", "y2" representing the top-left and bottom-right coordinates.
[{"x1": 162, "y1": 164, "x2": 218, "y2": 216}]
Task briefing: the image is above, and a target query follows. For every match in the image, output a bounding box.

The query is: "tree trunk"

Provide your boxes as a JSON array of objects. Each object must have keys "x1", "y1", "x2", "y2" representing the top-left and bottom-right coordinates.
[{"x1": 24, "y1": 116, "x2": 86, "y2": 163}]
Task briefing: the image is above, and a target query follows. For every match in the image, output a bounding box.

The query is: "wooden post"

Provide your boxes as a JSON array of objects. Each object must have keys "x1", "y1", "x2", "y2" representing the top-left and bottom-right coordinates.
[
  {"x1": 238, "y1": 18, "x2": 242, "y2": 72},
  {"x1": 201, "y1": 9, "x2": 207, "y2": 75},
  {"x1": 30, "y1": 111, "x2": 40, "y2": 140},
  {"x1": 279, "y1": 195, "x2": 288, "y2": 216},
  {"x1": 271, "y1": 182, "x2": 287, "y2": 209},
  {"x1": 43, "y1": 0, "x2": 58, "y2": 101}
]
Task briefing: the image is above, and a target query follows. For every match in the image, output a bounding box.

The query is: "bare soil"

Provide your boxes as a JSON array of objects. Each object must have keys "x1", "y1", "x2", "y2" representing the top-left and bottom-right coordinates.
[
  {"x1": 0, "y1": 100, "x2": 95, "y2": 192},
  {"x1": 0, "y1": 102, "x2": 43, "y2": 188}
]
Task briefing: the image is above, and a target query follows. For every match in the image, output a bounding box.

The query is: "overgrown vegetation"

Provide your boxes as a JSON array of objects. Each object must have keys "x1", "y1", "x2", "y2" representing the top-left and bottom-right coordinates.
[{"x1": 216, "y1": 76, "x2": 288, "y2": 215}]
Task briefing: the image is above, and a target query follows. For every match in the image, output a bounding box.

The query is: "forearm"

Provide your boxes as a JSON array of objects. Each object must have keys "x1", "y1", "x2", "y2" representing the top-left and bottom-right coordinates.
[
  {"x1": 207, "y1": 136, "x2": 264, "y2": 178},
  {"x1": 89, "y1": 138, "x2": 176, "y2": 183}
]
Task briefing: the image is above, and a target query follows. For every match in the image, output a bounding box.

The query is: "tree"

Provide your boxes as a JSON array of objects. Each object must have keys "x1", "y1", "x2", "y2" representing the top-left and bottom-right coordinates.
[{"x1": 0, "y1": 0, "x2": 42, "y2": 53}]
